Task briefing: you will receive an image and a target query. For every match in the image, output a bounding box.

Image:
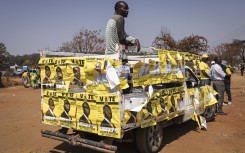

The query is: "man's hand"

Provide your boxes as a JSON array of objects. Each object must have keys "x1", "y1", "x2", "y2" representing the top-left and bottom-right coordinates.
[{"x1": 135, "y1": 39, "x2": 141, "y2": 52}]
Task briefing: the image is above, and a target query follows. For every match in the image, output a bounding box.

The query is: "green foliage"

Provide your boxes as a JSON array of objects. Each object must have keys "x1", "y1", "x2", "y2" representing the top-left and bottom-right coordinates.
[
  {"x1": 0, "y1": 42, "x2": 10, "y2": 70},
  {"x1": 9, "y1": 53, "x2": 40, "y2": 68}
]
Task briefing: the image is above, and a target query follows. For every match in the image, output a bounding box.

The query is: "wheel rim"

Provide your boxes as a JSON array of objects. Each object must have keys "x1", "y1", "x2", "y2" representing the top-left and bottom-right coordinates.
[
  {"x1": 203, "y1": 106, "x2": 214, "y2": 119},
  {"x1": 147, "y1": 124, "x2": 163, "y2": 152}
]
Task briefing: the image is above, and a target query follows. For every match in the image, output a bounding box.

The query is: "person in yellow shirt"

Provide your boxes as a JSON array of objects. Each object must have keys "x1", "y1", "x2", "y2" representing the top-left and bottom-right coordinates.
[
  {"x1": 30, "y1": 69, "x2": 38, "y2": 89},
  {"x1": 221, "y1": 61, "x2": 232, "y2": 105},
  {"x1": 199, "y1": 54, "x2": 211, "y2": 86}
]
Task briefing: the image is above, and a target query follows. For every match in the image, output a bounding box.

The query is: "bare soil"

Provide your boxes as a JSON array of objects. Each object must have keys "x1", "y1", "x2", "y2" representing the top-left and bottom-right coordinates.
[{"x1": 0, "y1": 73, "x2": 245, "y2": 153}]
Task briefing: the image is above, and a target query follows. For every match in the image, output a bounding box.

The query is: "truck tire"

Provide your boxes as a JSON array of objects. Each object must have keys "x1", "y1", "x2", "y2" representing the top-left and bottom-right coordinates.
[
  {"x1": 136, "y1": 123, "x2": 164, "y2": 153},
  {"x1": 202, "y1": 104, "x2": 216, "y2": 122}
]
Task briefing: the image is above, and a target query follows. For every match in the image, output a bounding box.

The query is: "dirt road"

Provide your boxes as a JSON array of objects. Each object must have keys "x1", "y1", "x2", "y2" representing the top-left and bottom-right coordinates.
[{"x1": 0, "y1": 73, "x2": 245, "y2": 153}]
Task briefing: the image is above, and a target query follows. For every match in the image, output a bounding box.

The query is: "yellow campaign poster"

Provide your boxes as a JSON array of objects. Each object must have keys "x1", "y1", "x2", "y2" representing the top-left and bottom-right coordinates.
[
  {"x1": 156, "y1": 96, "x2": 167, "y2": 122},
  {"x1": 76, "y1": 92, "x2": 97, "y2": 134},
  {"x1": 96, "y1": 94, "x2": 121, "y2": 138},
  {"x1": 140, "y1": 101, "x2": 156, "y2": 128},
  {"x1": 42, "y1": 90, "x2": 61, "y2": 126},
  {"x1": 131, "y1": 61, "x2": 146, "y2": 87},
  {"x1": 66, "y1": 57, "x2": 86, "y2": 87},
  {"x1": 39, "y1": 58, "x2": 55, "y2": 88},
  {"x1": 158, "y1": 49, "x2": 168, "y2": 73},
  {"x1": 123, "y1": 110, "x2": 138, "y2": 128},
  {"x1": 53, "y1": 58, "x2": 69, "y2": 89},
  {"x1": 84, "y1": 57, "x2": 107, "y2": 84},
  {"x1": 166, "y1": 95, "x2": 176, "y2": 115},
  {"x1": 59, "y1": 92, "x2": 77, "y2": 129},
  {"x1": 169, "y1": 51, "x2": 183, "y2": 72}
]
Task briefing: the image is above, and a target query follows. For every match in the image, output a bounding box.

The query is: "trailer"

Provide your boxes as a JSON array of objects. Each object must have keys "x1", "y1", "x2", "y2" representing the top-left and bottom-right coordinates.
[{"x1": 40, "y1": 48, "x2": 217, "y2": 153}]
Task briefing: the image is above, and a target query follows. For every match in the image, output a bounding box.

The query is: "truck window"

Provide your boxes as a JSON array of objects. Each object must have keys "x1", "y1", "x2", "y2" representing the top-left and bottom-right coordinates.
[{"x1": 185, "y1": 68, "x2": 199, "y2": 88}]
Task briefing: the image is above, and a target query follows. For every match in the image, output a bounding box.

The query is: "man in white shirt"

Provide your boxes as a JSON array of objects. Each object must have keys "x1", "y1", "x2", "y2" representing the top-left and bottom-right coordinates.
[{"x1": 209, "y1": 57, "x2": 227, "y2": 115}]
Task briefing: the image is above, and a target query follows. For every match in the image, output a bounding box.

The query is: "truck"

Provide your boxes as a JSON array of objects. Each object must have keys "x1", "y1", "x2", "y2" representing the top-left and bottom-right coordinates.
[{"x1": 40, "y1": 48, "x2": 217, "y2": 153}]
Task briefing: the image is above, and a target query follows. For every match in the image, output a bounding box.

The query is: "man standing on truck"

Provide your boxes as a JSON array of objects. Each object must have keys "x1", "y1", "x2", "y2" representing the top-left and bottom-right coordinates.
[
  {"x1": 105, "y1": 1, "x2": 140, "y2": 58},
  {"x1": 199, "y1": 54, "x2": 211, "y2": 86},
  {"x1": 209, "y1": 57, "x2": 227, "y2": 115}
]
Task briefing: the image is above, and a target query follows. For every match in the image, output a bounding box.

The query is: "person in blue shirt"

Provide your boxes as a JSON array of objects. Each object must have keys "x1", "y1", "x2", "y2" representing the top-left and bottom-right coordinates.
[{"x1": 116, "y1": 59, "x2": 131, "y2": 94}]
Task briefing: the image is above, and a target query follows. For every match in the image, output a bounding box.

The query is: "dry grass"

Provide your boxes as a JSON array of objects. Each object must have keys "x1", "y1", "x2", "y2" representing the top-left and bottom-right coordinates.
[{"x1": 1, "y1": 76, "x2": 22, "y2": 87}]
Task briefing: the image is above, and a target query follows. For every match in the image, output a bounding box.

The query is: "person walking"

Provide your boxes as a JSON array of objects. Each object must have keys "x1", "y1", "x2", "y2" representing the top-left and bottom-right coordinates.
[
  {"x1": 241, "y1": 63, "x2": 244, "y2": 76},
  {"x1": 0, "y1": 71, "x2": 4, "y2": 88},
  {"x1": 221, "y1": 61, "x2": 232, "y2": 105},
  {"x1": 209, "y1": 57, "x2": 227, "y2": 115},
  {"x1": 105, "y1": 1, "x2": 140, "y2": 58}
]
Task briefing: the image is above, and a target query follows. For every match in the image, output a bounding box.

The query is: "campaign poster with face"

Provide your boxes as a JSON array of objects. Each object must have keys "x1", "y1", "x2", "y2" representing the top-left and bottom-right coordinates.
[
  {"x1": 42, "y1": 90, "x2": 61, "y2": 126},
  {"x1": 59, "y1": 92, "x2": 76, "y2": 129},
  {"x1": 39, "y1": 58, "x2": 55, "y2": 88},
  {"x1": 156, "y1": 96, "x2": 167, "y2": 122},
  {"x1": 66, "y1": 57, "x2": 86, "y2": 87},
  {"x1": 140, "y1": 100, "x2": 157, "y2": 128},
  {"x1": 96, "y1": 93, "x2": 121, "y2": 138},
  {"x1": 54, "y1": 58, "x2": 70, "y2": 92},
  {"x1": 123, "y1": 110, "x2": 138, "y2": 128},
  {"x1": 76, "y1": 92, "x2": 97, "y2": 134},
  {"x1": 83, "y1": 57, "x2": 106, "y2": 84}
]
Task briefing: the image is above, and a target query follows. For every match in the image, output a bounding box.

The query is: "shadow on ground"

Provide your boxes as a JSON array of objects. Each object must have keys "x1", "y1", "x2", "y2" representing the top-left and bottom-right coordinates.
[{"x1": 48, "y1": 120, "x2": 199, "y2": 153}]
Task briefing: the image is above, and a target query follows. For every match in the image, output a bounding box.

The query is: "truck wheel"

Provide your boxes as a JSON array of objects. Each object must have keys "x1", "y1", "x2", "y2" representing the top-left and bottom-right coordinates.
[
  {"x1": 136, "y1": 123, "x2": 164, "y2": 153},
  {"x1": 202, "y1": 104, "x2": 216, "y2": 122}
]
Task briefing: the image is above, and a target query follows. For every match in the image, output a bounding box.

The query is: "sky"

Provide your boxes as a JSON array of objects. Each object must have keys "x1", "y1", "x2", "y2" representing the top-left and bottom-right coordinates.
[{"x1": 0, "y1": 0, "x2": 245, "y2": 55}]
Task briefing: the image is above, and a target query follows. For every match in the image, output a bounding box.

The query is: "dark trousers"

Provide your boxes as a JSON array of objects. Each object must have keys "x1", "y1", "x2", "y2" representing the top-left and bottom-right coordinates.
[
  {"x1": 200, "y1": 79, "x2": 211, "y2": 86},
  {"x1": 241, "y1": 70, "x2": 244, "y2": 76},
  {"x1": 213, "y1": 80, "x2": 225, "y2": 112},
  {"x1": 0, "y1": 77, "x2": 4, "y2": 88},
  {"x1": 225, "y1": 83, "x2": 232, "y2": 102}
]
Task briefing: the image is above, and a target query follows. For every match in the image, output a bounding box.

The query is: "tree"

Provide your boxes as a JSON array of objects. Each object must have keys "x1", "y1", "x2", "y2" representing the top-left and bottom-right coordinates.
[
  {"x1": 232, "y1": 39, "x2": 245, "y2": 63},
  {"x1": 177, "y1": 35, "x2": 209, "y2": 53},
  {"x1": 212, "y1": 43, "x2": 238, "y2": 66},
  {"x1": 152, "y1": 27, "x2": 177, "y2": 50},
  {"x1": 59, "y1": 29, "x2": 105, "y2": 53},
  {"x1": 8, "y1": 53, "x2": 40, "y2": 68},
  {"x1": 152, "y1": 28, "x2": 209, "y2": 54},
  {"x1": 0, "y1": 42, "x2": 10, "y2": 70}
]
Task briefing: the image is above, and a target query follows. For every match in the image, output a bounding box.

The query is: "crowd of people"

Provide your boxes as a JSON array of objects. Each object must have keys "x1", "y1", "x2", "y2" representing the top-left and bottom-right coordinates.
[{"x1": 198, "y1": 54, "x2": 236, "y2": 115}]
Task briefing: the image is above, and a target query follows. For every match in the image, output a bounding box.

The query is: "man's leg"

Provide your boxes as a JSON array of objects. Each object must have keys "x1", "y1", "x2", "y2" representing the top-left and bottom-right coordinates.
[
  {"x1": 225, "y1": 83, "x2": 232, "y2": 102},
  {"x1": 213, "y1": 81, "x2": 225, "y2": 113}
]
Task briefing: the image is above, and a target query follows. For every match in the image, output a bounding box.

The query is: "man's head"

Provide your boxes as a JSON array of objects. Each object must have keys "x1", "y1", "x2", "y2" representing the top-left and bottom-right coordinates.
[
  {"x1": 160, "y1": 98, "x2": 165, "y2": 109},
  {"x1": 48, "y1": 98, "x2": 55, "y2": 111},
  {"x1": 171, "y1": 96, "x2": 175, "y2": 105},
  {"x1": 64, "y1": 100, "x2": 70, "y2": 112},
  {"x1": 82, "y1": 102, "x2": 90, "y2": 116},
  {"x1": 103, "y1": 105, "x2": 112, "y2": 120},
  {"x1": 214, "y1": 57, "x2": 221, "y2": 65},
  {"x1": 146, "y1": 102, "x2": 152, "y2": 113},
  {"x1": 115, "y1": 1, "x2": 129, "y2": 17},
  {"x1": 45, "y1": 66, "x2": 51, "y2": 77},
  {"x1": 56, "y1": 67, "x2": 63, "y2": 80},
  {"x1": 221, "y1": 60, "x2": 227, "y2": 67},
  {"x1": 202, "y1": 54, "x2": 209, "y2": 62},
  {"x1": 73, "y1": 67, "x2": 80, "y2": 79},
  {"x1": 95, "y1": 62, "x2": 102, "y2": 73},
  {"x1": 122, "y1": 59, "x2": 128, "y2": 66}
]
